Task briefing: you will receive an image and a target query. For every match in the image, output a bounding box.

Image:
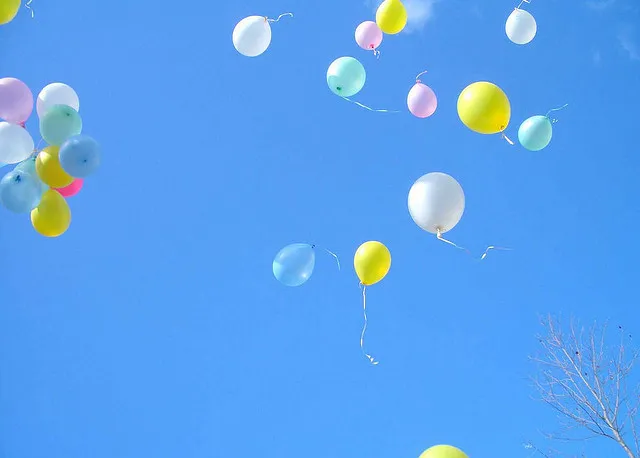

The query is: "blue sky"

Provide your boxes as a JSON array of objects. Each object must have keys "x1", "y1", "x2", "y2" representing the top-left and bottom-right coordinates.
[{"x1": 1, "y1": 0, "x2": 639, "y2": 457}]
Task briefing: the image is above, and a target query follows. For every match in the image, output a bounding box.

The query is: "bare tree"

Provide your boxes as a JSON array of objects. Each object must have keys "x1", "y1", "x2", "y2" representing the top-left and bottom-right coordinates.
[{"x1": 528, "y1": 315, "x2": 640, "y2": 458}]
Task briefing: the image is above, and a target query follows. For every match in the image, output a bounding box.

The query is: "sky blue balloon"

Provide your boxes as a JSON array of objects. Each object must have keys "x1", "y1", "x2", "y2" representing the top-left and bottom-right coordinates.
[
  {"x1": 39, "y1": 104, "x2": 83, "y2": 146},
  {"x1": 14, "y1": 156, "x2": 49, "y2": 195},
  {"x1": 272, "y1": 243, "x2": 316, "y2": 287},
  {"x1": 0, "y1": 170, "x2": 42, "y2": 213},
  {"x1": 59, "y1": 135, "x2": 101, "y2": 177},
  {"x1": 326, "y1": 56, "x2": 366, "y2": 97},
  {"x1": 518, "y1": 115, "x2": 553, "y2": 151}
]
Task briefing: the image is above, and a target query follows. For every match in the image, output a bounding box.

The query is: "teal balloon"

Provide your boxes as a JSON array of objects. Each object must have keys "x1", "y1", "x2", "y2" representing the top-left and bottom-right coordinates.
[
  {"x1": 326, "y1": 56, "x2": 366, "y2": 97},
  {"x1": 0, "y1": 170, "x2": 42, "y2": 213},
  {"x1": 273, "y1": 243, "x2": 316, "y2": 287},
  {"x1": 39, "y1": 104, "x2": 82, "y2": 146},
  {"x1": 14, "y1": 156, "x2": 49, "y2": 195},
  {"x1": 518, "y1": 115, "x2": 553, "y2": 151}
]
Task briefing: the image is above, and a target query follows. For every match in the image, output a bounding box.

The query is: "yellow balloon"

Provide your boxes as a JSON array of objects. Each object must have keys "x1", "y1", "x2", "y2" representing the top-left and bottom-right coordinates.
[
  {"x1": 354, "y1": 241, "x2": 391, "y2": 286},
  {"x1": 457, "y1": 81, "x2": 511, "y2": 134},
  {"x1": 31, "y1": 189, "x2": 71, "y2": 237},
  {"x1": 0, "y1": 0, "x2": 20, "y2": 25},
  {"x1": 419, "y1": 445, "x2": 469, "y2": 458},
  {"x1": 375, "y1": 0, "x2": 407, "y2": 35},
  {"x1": 36, "y1": 146, "x2": 74, "y2": 188}
]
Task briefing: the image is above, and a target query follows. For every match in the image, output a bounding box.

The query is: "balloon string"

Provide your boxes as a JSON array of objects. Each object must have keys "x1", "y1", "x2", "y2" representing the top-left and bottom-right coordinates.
[
  {"x1": 374, "y1": 49, "x2": 381, "y2": 59},
  {"x1": 415, "y1": 70, "x2": 428, "y2": 83},
  {"x1": 501, "y1": 132, "x2": 515, "y2": 145},
  {"x1": 267, "y1": 12, "x2": 293, "y2": 23},
  {"x1": 341, "y1": 97, "x2": 400, "y2": 113},
  {"x1": 545, "y1": 103, "x2": 568, "y2": 121},
  {"x1": 311, "y1": 244, "x2": 341, "y2": 271},
  {"x1": 359, "y1": 284, "x2": 378, "y2": 365},
  {"x1": 516, "y1": 0, "x2": 530, "y2": 9},
  {"x1": 436, "y1": 228, "x2": 512, "y2": 260},
  {"x1": 25, "y1": 0, "x2": 34, "y2": 17}
]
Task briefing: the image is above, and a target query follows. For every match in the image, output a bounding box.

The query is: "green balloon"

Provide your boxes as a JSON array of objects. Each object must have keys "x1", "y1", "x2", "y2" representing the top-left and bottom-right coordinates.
[
  {"x1": 39, "y1": 104, "x2": 82, "y2": 146},
  {"x1": 326, "y1": 56, "x2": 366, "y2": 98}
]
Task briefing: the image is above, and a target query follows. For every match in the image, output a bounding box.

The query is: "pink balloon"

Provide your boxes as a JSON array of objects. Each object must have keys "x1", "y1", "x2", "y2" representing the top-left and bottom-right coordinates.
[
  {"x1": 355, "y1": 21, "x2": 383, "y2": 52},
  {"x1": 54, "y1": 178, "x2": 84, "y2": 198},
  {"x1": 407, "y1": 83, "x2": 437, "y2": 118},
  {"x1": 0, "y1": 78, "x2": 34, "y2": 124}
]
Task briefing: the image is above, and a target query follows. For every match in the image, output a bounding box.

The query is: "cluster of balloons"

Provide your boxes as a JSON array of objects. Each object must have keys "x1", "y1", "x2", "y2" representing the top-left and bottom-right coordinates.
[{"x1": 0, "y1": 79, "x2": 101, "y2": 237}]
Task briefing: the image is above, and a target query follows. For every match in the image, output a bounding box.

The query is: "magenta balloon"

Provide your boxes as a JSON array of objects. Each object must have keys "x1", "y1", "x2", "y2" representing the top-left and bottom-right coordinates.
[
  {"x1": 355, "y1": 21, "x2": 383, "y2": 51},
  {"x1": 407, "y1": 83, "x2": 437, "y2": 118},
  {"x1": 54, "y1": 178, "x2": 83, "y2": 197},
  {"x1": 0, "y1": 78, "x2": 33, "y2": 124}
]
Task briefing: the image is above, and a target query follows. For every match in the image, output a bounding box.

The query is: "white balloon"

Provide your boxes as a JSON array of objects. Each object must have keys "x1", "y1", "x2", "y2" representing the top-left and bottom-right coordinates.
[
  {"x1": 408, "y1": 172, "x2": 465, "y2": 234},
  {"x1": 505, "y1": 8, "x2": 537, "y2": 45},
  {"x1": 0, "y1": 122, "x2": 34, "y2": 164},
  {"x1": 232, "y1": 16, "x2": 272, "y2": 57},
  {"x1": 36, "y1": 83, "x2": 80, "y2": 118}
]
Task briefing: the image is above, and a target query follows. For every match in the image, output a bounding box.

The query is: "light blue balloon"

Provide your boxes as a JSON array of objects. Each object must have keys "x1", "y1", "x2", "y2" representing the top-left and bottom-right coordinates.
[
  {"x1": 518, "y1": 115, "x2": 553, "y2": 151},
  {"x1": 59, "y1": 135, "x2": 101, "y2": 177},
  {"x1": 14, "y1": 156, "x2": 49, "y2": 195},
  {"x1": 39, "y1": 104, "x2": 83, "y2": 146},
  {"x1": 0, "y1": 170, "x2": 42, "y2": 213},
  {"x1": 273, "y1": 243, "x2": 316, "y2": 287},
  {"x1": 326, "y1": 56, "x2": 366, "y2": 97}
]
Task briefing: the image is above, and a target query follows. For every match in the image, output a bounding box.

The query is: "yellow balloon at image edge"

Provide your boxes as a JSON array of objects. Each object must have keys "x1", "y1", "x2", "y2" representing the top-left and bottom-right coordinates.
[
  {"x1": 457, "y1": 81, "x2": 511, "y2": 135},
  {"x1": 31, "y1": 189, "x2": 71, "y2": 237},
  {"x1": 419, "y1": 445, "x2": 469, "y2": 458},
  {"x1": 354, "y1": 241, "x2": 391, "y2": 286},
  {"x1": 36, "y1": 146, "x2": 74, "y2": 188},
  {"x1": 0, "y1": 0, "x2": 20, "y2": 25},
  {"x1": 376, "y1": 0, "x2": 407, "y2": 35}
]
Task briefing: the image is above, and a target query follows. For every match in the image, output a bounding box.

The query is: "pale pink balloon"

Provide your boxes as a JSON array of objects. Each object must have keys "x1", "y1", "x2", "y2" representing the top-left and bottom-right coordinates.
[
  {"x1": 407, "y1": 83, "x2": 437, "y2": 118},
  {"x1": 0, "y1": 78, "x2": 34, "y2": 124},
  {"x1": 54, "y1": 178, "x2": 84, "y2": 197},
  {"x1": 355, "y1": 21, "x2": 383, "y2": 52}
]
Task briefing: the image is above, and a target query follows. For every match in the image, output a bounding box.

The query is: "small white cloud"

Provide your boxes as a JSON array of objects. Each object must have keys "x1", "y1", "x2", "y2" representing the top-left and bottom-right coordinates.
[
  {"x1": 592, "y1": 50, "x2": 602, "y2": 65},
  {"x1": 618, "y1": 28, "x2": 640, "y2": 60},
  {"x1": 586, "y1": 0, "x2": 615, "y2": 10}
]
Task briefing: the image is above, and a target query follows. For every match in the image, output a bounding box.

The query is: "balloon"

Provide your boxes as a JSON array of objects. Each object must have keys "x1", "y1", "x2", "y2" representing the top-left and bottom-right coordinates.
[
  {"x1": 327, "y1": 57, "x2": 366, "y2": 97},
  {"x1": 457, "y1": 81, "x2": 511, "y2": 134},
  {"x1": 376, "y1": 0, "x2": 407, "y2": 34},
  {"x1": 408, "y1": 172, "x2": 465, "y2": 234},
  {"x1": 59, "y1": 135, "x2": 101, "y2": 177},
  {"x1": 0, "y1": 169, "x2": 42, "y2": 213},
  {"x1": 54, "y1": 178, "x2": 83, "y2": 198},
  {"x1": 355, "y1": 21, "x2": 383, "y2": 52},
  {"x1": 31, "y1": 189, "x2": 71, "y2": 237},
  {"x1": 273, "y1": 243, "x2": 316, "y2": 286},
  {"x1": 39, "y1": 104, "x2": 82, "y2": 146},
  {"x1": 0, "y1": 77, "x2": 33, "y2": 124},
  {"x1": 506, "y1": 8, "x2": 537, "y2": 45},
  {"x1": 0, "y1": 122, "x2": 34, "y2": 164},
  {"x1": 15, "y1": 155, "x2": 49, "y2": 195},
  {"x1": 407, "y1": 77, "x2": 437, "y2": 118},
  {"x1": 419, "y1": 445, "x2": 469, "y2": 458},
  {"x1": 36, "y1": 146, "x2": 74, "y2": 188},
  {"x1": 518, "y1": 115, "x2": 552, "y2": 151},
  {"x1": 36, "y1": 83, "x2": 80, "y2": 118},
  {"x1": 354, "y1": 241, "x2": 391, "y2": 286},
  {"x1": 232, "y1": 16, "x2": 272, "y2": 57},
  {"x1": 0, "y1": 0, "x2": 20, "y2": 25}
]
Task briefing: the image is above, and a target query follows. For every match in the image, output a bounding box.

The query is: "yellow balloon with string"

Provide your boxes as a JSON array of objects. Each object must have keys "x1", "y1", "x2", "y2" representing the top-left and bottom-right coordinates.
[
  {"x1": 31, "y1": 189, "x2": 71, "y2": 237},
  {"x1": 375, "y1": 0, "x2": 407, "y2": 35},
  {"x1": 0, "y1": 0, "x2": 21, "y2": 25},
  {"x1": 457, "y1": 81, "x2": 511, "y2": 135}
]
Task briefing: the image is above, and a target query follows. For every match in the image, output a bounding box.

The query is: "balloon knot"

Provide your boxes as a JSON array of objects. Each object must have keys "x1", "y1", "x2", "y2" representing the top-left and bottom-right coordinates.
[{"x1": 336, "y1": 87, "x2": 342, "y2": 91}]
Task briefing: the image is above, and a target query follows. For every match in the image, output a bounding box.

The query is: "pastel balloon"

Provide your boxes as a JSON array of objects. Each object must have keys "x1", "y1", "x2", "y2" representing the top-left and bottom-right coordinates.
[
  {"x1": 457, "y1": 81, "x2": 511, "y2": 134},
  {"x1": 0, "y1": 0, "x2": 20, "y2": 25},
  {"x1": 15, "y1": 155, "x2": 49, "y2": 195},
  {"x1": 506, "y1": 8, "x2": 537, "y2": 45},
  {"x1": 54, "y1": 178, "x2": 83, "y2": 198},
  {"x1": 518, "y1": 115, "x2": 552, "y2": 151},
  {"x1": 327, "y1": 56, "x2": 366, "y2": 97},
  {"x1": 419, "y1": 445, "x2": 469, "y2": 458},
  {"x1": 407, "y1": 82, "x2": 437, "y2": 118},
  {"x1": 376, "y1": 0, "x2": 407, "y2": 35},
  {"x1": 39, "y1": 104, "x2": 82, "y2": 146},
  {"x1": 36, "y1": 83, "x2": 80, "y2": 118},
  {"x1": 59, "y1": 135, "x2": 101, "y2": 177},
  {"x1": 273, "y1": 243, "x2": 316, "y2": 286},
  {"x1": 0, "y1": 77, "x2": 33, "y2": 124},
  {"x1": 233, "y1": 16, "x2": 272, "y2": 57},
  {"x1": 36, "y1": 145, "x2": 74, "y2": 188},
  {"x1": 0, "y1": 170, "x2": 42, "y2": 213},
  {"x1": 355, "y1": 21, "x2": 383, "y2": 52},
  {"x1": 354, "y1": 241, "x2": 391, "y2": 286},
  {"x1": 0, "y1": 122, "x2": 34, "y2": 164},
  {"x1": 31, "y1": 189, "x2": 71, "y2": 237},
  {"x1": 408, "y1": 172, "x2": 465, "y2": 234}
]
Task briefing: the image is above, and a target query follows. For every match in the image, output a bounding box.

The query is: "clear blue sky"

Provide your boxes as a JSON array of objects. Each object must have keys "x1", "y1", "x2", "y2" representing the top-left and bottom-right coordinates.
[{"x1": 1, "y1": 0, "x2": 639, "y2": 457}]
